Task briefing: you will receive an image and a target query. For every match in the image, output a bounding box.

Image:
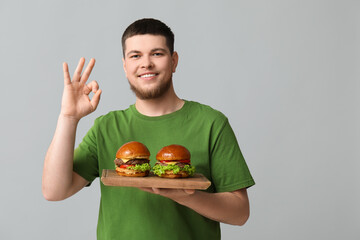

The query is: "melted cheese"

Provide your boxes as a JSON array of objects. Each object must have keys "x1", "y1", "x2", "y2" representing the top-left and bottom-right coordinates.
[
  {"x1": 120, "y1": 158, "x2": 131, "y2": 163},
  {"x1": 118, "y1": 157, "x2": 148, "y2": 162},
  {"x1": 161, "y1": 161, "x2": 178, "y2": 165}
]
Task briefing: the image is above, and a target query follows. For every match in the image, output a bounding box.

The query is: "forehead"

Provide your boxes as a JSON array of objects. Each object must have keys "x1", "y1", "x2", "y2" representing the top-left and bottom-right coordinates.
[{"x1": 124, "y1": 34, "x2": 168, "y2": 53}]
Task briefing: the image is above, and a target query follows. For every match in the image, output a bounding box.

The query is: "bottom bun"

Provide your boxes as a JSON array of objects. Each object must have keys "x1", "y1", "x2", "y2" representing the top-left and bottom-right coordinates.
[
  {"x1": 115, "y1": 167, "x2": 149, "y2": 177},
  {"x1": 160, "y1": 170, "x2": 189, "y2": 178}
]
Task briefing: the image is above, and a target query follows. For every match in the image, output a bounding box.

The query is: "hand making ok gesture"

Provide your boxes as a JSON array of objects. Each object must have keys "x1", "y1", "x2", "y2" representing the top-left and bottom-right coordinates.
[{"x1": 60, "y1": 58, "x2": 102, "y2": 121}]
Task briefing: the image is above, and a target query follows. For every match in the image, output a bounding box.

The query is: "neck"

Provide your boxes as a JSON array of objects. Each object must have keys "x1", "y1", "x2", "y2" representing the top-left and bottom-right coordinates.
[{"x1": 135, "y1": 86, "x2": 184, "y2": 117}]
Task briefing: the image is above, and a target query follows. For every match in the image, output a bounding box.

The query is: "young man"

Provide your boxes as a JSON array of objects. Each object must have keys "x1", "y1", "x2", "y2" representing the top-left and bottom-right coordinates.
[{"x1": 42, "y1": 18, "x2": 255, "y2": 239}]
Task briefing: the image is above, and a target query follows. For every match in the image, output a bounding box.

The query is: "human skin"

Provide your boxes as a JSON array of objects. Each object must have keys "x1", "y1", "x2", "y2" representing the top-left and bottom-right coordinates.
[
  {"x1": 42, "y1": 58, "x2": 101, "y2": 200},
  {"x1": 42, "y1": 34, "x2": 250, "y2": 226}
]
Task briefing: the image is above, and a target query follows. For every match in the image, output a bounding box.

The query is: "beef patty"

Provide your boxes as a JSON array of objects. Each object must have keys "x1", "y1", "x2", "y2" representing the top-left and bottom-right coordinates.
[{"x1": 114, "y1": 158, "x2": 150, "y2": 166}]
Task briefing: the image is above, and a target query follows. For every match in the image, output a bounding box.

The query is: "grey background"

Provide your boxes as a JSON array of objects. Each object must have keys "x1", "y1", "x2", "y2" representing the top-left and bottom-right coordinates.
[{"x1": 0, "y1": 0, "x2": 359, "y2": 239}]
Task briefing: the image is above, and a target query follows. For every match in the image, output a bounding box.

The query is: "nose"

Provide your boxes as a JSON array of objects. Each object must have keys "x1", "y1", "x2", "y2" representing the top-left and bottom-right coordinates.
[{"x1": 141, "y1": 55, "x2": 154, "y2": 69}]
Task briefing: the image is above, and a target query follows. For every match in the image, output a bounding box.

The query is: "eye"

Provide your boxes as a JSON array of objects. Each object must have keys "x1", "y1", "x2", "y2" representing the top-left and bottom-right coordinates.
[
  {"x1": 130, "y1": 54, "x2": 140, "y2": 59},
  {"x1": 153, "y1": 52, "x2": 164, "y2": 56}
]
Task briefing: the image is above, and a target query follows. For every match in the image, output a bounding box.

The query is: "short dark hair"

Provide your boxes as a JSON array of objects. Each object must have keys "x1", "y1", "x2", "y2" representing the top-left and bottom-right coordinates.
[{"x1": 121, "y1": 18, "x2": 175, "y2": 57}]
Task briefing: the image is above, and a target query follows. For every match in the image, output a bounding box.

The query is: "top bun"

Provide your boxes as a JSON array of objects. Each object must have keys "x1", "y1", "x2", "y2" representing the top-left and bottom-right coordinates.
[
  {"x1": 156, "y1": 144, "x2": 191, "y2": 161},
  {"x1": 116, "y1": 141, "x2": 150, "y2": 159}
]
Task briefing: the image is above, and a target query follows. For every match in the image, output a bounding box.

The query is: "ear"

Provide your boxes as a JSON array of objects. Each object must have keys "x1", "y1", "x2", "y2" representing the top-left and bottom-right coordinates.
[
  {"x1": 122, "y1": 57, "x2": 127, "y2": 76},
  {"x1": 172, "y1": 51, "x2": 179, "y2": 73}
]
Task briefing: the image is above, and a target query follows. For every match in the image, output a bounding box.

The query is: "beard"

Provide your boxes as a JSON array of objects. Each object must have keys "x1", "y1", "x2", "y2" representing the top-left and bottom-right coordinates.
[{"x1": 129, "y1": 78, "x2": 173, "y2": 100}]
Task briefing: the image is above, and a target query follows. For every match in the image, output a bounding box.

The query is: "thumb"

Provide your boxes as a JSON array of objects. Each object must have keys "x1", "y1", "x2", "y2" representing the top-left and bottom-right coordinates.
[
  {"x1": 184, "y1": 189, "x2": 195, "y2": 195},
  {"x1": 90, "y1": 89, "x2": 102, "y2": 111}
]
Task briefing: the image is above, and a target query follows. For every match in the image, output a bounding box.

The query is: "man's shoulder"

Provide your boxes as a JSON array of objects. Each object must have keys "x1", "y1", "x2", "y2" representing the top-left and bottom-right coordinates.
[{"x1": 186, "y1": 100, "x2": 227, "y2": 121}]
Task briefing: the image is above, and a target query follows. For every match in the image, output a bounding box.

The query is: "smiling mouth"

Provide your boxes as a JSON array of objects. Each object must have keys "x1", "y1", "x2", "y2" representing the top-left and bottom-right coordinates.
[{"x1": 138, "y1": 73, "x2": 158, "y2": 79}]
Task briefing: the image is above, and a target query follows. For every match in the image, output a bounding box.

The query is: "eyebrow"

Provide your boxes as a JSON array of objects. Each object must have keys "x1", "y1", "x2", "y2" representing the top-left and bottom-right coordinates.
[
  {"x1": 126, "y1": 48, "x2": 168, "y2": 57},
  {"x1": 151, "y1": 48, "x2": 168, "y2": 53}
]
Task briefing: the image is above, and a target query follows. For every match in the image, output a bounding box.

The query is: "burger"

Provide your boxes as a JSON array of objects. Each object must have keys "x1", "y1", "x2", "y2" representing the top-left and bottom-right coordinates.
[
  {"x1": 114, "y1": 141, "x2": 151, "y2": 177},
  {"x1": 152, "y1": 144, "x2": 196, "y2": 178}
]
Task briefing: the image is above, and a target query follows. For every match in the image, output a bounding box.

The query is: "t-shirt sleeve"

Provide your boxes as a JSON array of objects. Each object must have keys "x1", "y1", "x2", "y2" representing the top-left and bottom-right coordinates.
[
  {"x1": 73, "y1": 122, "x2": 99, "y2": 184},
  {"x1": 210, "y1": 118, "x2": 255, "y2": 193}
]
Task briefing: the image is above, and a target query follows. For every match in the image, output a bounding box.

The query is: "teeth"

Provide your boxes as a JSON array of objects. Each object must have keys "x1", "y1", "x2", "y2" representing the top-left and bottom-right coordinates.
[{"x1": 141, "y1": 74, "x2": 156, "y2": 78}]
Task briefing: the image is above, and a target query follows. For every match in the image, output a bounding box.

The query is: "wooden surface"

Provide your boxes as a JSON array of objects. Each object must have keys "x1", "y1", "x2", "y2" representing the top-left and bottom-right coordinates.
[{"x1": 101, "y1": 169, "x2": 211, "y2": 190}]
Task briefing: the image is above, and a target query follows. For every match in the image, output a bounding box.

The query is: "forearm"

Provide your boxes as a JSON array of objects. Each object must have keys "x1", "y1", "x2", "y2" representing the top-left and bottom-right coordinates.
[
  {"x1": 175, "y1": 189, "x2": 250, "y2": 226},
  {"x1": 42, "y1": 114, "x2": 80, "y2": 200}
]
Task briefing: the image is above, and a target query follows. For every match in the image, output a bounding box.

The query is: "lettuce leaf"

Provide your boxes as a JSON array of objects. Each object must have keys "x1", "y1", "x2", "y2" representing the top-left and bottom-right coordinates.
[
  {"x1": 127, "y1": 163, "x2": 151, "y2": 172},
  {"x1": 152, "y1": 164, "x2": 196, "y2": 176}
]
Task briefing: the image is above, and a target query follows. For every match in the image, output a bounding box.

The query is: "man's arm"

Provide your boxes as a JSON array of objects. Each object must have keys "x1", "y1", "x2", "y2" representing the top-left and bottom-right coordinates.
[
  {"x1": 42, "y1": 115, "x2": 89, "y2": 201},
  {"x1": 139, "y1": 187, "x2": 250, "y2": 226},
  {"x1": 42, "y1": 58, "x2": 101, "y2": 201}
]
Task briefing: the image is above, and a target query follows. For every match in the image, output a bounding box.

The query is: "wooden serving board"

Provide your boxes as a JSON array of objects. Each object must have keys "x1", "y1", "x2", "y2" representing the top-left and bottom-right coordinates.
[{"x1": 101, "y1": 169, "x2": 211, "y2": 190}]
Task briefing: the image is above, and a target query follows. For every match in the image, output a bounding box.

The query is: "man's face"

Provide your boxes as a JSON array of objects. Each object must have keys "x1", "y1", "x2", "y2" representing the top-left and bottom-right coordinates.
[{"x1": 122, "y1": 34, "x2": 178, "y2": 100}]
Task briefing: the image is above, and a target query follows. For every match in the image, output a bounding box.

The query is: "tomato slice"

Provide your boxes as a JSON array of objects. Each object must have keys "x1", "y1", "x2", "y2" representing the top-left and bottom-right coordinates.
[
  {"x1": 160, "y1": 160, "x2": 190, "y2": 164},
  {"x1": 119, "y1": 164, "x2": 135, "y2": 168}
]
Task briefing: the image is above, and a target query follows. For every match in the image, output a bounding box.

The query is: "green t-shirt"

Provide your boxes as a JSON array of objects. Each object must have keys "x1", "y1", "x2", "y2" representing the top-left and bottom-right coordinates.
[{"x1": 73, "y1": 100, "x2": 255, "y2": 240}]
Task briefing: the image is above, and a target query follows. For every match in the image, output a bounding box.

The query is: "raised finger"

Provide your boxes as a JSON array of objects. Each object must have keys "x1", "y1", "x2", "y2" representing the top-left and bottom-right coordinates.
[
  {"x1": 80, "y1": 58, "x2": 96, "y2": 84},
  {"x1": 63, "y1": 62, "x2": 71, "y2": 85},
  {"x1": 73, "y1": 57, "x2": 85, "y2": 82}
]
